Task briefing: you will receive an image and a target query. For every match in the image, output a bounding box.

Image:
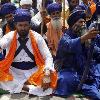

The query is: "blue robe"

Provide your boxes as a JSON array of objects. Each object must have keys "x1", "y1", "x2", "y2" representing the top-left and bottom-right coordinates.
[{"x1": 54, "y1": 29, "x2": 100, "y2": 100}]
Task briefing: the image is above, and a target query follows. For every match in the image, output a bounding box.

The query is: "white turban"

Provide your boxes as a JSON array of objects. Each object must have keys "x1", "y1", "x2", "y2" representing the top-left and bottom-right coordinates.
[{"x1": 20, "y1": 0, "x2": 32, "y2": 6}]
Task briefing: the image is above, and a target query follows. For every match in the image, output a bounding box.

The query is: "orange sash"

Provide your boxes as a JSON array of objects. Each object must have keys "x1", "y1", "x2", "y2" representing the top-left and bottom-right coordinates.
[
  {"x1": 0, "y1": 30, "x2": 57, "y2": 89},
  {"x1": 46, "y1": 21, "x2": 63, "y2": 56}
]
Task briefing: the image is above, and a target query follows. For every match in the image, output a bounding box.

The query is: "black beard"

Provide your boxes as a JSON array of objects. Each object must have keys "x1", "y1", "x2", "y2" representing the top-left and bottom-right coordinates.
[{"x1": 18, "y1": 31, "x2": 29, "y2": 39}]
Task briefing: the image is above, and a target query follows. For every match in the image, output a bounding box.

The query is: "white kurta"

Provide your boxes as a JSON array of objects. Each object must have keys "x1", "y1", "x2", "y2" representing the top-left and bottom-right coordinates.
[
  {"x1": 31, "y1": 12, "x2": 42, "y2": 26},
  {"x1": 0, "y1": 30, "x2": 54, "y2": 96}
]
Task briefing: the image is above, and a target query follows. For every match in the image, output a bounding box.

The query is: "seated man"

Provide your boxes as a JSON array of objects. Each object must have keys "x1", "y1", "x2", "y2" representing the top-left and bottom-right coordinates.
[
  {"x1": 0, "y1": 8, "x2": 57, "y2": 96},
  {"x1": 53, "y1": 10, "x2": 100, "y2": 99}
]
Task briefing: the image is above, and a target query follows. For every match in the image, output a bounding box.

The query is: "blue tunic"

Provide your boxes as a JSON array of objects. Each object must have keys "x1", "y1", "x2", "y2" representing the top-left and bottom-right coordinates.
[{"x1": 54, "y1": 29, "x2": 100, "y2": 100}]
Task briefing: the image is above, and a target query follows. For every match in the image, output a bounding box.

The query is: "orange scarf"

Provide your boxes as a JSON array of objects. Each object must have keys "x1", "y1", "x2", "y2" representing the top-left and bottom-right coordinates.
[
  {"x1": 0, "y1": 30, "x2": 57, "y2": 89},
  {"x1": 46, "y1": 21, "x2": 63, "y2": 56},
  {"x1": 90, "y1": 1, "x2": 96, "y2": 15}
]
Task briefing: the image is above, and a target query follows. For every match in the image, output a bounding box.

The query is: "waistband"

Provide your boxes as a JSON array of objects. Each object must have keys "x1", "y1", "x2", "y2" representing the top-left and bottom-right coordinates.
[{"x1": 11, "y1": 62, "x2": 36, "y2": 70}]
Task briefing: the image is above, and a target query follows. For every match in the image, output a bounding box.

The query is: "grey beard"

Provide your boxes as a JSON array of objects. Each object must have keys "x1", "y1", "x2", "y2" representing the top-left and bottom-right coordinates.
[
  {"x1": 75, "y1": 25, "x2": 87, "y2": 37},
  {"x1": 51, "y1": 18, "x2": 62, "y2": 31}
]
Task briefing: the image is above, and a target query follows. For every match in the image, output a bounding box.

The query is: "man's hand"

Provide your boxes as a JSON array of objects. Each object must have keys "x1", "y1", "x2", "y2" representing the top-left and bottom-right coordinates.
[
  {"x1": 41, "y1": 69, "x2": 51, "y2": 91},
  {"x1": 62, "y1": 26, "x2": 67, "y2": 32},
  {"x1": 48, "y1": 42, "x2": 54, "y2": 50},
  {"x1": 81, "y1": 28, "x2": 99, "y2": 43}
]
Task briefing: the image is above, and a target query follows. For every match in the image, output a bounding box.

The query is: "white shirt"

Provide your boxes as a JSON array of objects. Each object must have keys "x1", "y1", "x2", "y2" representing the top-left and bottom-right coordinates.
[
  {"x1": 31, "y1": 12, "x2": 42, "y2": 26},
  {"x1": 0, "y1": 30, "x2": 54, "y2": 71},
  {"x1": 14, "y1": 33, "x2": 33, "y2": 62}
]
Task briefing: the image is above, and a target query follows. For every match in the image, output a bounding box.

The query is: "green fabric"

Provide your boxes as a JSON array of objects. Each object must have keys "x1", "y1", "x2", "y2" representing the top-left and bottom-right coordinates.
[{"x1": 0, "y1": 89, "x2": 9, "y2": 94}]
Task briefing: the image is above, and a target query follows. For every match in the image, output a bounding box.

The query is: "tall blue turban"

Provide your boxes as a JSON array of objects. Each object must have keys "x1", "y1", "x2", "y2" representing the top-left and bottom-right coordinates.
[
  {"x1": 67, "y1": 10, "x2": 86, "y2": 27},
  {"x1": 1, "y1": 3, "x2": 16, "y2": 16},
  {"x1": 14, "y1": 9, "x2": 32, "y2": 22},
  {"x1": 47, "y1": 3, "x2": 62, "y2": 15}
]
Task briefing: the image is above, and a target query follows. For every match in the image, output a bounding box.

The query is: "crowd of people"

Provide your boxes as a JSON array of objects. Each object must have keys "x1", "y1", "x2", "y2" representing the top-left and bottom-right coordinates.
[{"x1": 0, "y1": 0, "x2": 100, "y2": 99}]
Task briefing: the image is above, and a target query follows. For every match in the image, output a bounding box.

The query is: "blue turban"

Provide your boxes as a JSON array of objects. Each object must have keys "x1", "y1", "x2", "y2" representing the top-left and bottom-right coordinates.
[
  {"x1": 1, "y1": 3, "x2": 16, "y2": 16},
  {"x1": 67, "y1": 10, "x2": 86, "y2": 27},
  {"x1": 47, "y1": 3, "x2": 62, "y2": 15},
  {"x1": 14, "y1": 9, "x2": 32, "y2": 22}
]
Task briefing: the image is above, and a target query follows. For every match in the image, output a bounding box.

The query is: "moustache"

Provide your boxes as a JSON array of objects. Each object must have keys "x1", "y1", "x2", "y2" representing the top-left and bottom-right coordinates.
[{"x1": 52, "y1": 17, "x2": 60, "y2": 20}]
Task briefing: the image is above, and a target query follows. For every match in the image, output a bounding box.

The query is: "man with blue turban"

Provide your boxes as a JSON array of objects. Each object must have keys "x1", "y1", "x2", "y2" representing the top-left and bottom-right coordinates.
[
  {"x1": 53, "y1": 10, "x2": 100, "y2": 99},
  {"x1": 1, "y1": 3, "x2": 17, "y2": 57},
  {"x1": 46, "y1": 2, "x2": 68, "y2": 58},
  {"x1": 1, "y1": 3, "x2": 17, "y2": 35},
  {"x1": 0, "y1": 8, "x2": 57, "y2": 96}
]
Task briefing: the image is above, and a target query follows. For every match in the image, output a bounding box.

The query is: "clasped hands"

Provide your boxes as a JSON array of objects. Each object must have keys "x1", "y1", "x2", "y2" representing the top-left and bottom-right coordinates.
[{"x1": 41, "y1": 69, "x2": 51, "y2": 91}]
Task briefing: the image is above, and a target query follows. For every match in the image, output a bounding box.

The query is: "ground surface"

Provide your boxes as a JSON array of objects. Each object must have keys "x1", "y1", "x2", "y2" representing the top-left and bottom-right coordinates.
[{"x1": 0, "y1": 93, "x2": 90, "y2": 100}]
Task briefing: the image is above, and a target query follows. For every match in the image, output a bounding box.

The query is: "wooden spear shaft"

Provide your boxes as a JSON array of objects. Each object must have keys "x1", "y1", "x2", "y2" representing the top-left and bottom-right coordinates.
[
  {"x1": 41, "y1": 0, "x2": 46, "y2": 36},
  {"x1": 63, "y1": 0, "x2": 65, "y2": 28}
]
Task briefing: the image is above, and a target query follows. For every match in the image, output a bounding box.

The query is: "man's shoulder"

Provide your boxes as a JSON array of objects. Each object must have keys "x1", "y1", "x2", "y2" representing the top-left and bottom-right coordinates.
[
  {"x1": 7, "y1": 31, "x2": 15, "y2": 35},
  {"x1": 31, "y1": 12, "x2": 42, "y2": 26},
  {"x1": 31, "y1": 30, "x2": 43, "y2": 38},
  {"x1": 31, "y1": 30, "x2": 44, "y2": 43},
  {"x1": 3, "y1": 31, "x2": 15, "y2": 38},
  {"x1": 0, "y1": 31, "x2": 15, "y2": 43}
]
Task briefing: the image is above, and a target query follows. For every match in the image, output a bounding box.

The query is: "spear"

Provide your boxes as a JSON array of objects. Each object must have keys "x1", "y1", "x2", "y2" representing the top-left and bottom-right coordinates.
[
  {"x1": 62, "y1": 0, "x2": 65, "y2": 29},
  {"x1": 41, "y1": 0, "x2": 46, "y2": 36}
]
